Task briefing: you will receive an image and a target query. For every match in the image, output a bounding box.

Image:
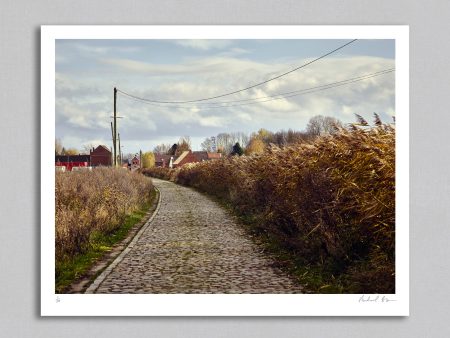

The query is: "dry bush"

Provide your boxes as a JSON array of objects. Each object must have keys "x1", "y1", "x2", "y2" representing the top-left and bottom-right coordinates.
[
  {"x1": 55, "y1": 168, "x2": 153, "y2": 261},
  {"x1": 148, "y1": 117, "x2": 395, "y2": 293},
  {"x1": 141, "y1": 166, "x2": 176, "y2": 181}
]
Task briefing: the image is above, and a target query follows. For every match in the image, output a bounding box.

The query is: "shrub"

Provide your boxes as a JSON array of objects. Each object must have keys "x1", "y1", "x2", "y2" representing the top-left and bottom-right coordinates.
[
  {"x1": 55, "y1": 167, "x2": 153, "y2": 262},
  {"x1": 141, "y1": 166, "x2": 176, "y2": 181}
]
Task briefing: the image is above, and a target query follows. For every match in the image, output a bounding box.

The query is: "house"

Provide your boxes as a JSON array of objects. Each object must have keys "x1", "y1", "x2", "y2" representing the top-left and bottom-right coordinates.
[
  {"x1": 132, "y1": 155, "x2": 140, "y2": 166},
  {"x1": 193, "y1": 151, "x2": 222, "y2": 161},
  {"x1": 55, "y1": 154, "x2": 90, "y2": 171},
  {"x1": 172, "y1": 151, "x2": 222, "y2": 168},
  {"x1": 90, "y1": 145, "x2": 112, "y2": 167},
  {"x1": 155, "y1": 154, "x2": 174, "y2": 168},
  {"x1": 172, "y1": 151, "x2": 190, "y2": 168}
]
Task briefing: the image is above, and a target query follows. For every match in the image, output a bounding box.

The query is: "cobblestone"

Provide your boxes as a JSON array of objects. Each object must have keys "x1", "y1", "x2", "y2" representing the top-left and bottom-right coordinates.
[{"x1": 90, "y1": 178, "x2": 303, "y2": 294}]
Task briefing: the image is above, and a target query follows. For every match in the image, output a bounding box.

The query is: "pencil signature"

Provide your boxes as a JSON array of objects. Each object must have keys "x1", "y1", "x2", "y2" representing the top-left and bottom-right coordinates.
[{"x1": 359, "y1": 295, "x2": 396, "y2": 303}]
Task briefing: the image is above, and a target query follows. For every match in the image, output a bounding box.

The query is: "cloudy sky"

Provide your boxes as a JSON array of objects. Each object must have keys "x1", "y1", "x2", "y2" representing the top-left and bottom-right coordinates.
[{"x1": 55, "y1": 39, "x2": 395, "y2": 154}]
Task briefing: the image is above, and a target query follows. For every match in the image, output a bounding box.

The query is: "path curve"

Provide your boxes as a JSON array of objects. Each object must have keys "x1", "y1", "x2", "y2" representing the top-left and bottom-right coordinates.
[{"x1": 87, "y1": 178, "x2": 303, "y2": 294}]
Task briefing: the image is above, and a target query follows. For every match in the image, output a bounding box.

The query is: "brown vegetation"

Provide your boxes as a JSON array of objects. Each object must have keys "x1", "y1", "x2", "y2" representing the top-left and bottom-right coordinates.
[
  {"x1": 55, "y1": 168, "x2": 153, "y2": 262},
  {"x1": 143, "y1": 116, "x2": 395, "y2": 293}
]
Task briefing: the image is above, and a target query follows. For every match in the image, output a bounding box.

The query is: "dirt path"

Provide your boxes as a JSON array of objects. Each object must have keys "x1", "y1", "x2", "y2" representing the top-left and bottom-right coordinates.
[{"x1": 86, "y1": 178, "x2": 303, "y2": 294}]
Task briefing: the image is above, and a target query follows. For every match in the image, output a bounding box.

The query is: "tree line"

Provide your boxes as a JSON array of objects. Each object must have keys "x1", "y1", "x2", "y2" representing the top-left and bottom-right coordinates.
[
  {"x1": 55, "y1": 115, "x2": 344, "y2": 167},
  {"x1": 152, "y1": 115, "x2": 343, "y2": 157}
]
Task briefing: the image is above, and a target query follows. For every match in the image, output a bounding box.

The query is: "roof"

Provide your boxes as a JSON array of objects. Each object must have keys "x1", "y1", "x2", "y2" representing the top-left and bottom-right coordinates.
[
  {"x1": 91, "y1": 145, "x2": 111, "y2": 154},
  {"x1": 206, "y1": 152, "x2": 222, "y2": 159},
  {"x1": 172, "y1": 151, "x2": 190, "y2": 165},
  {"x1": 192, "y1": 151, "x2": 221, "y2": 161},
  {"x1": 55, "y1": 154, "x2": 90, "y2": 162},
  {"x1": 155, "y1": 154, "x2": 173, "y2": 163},
  {"x1": 192, "y1": 151, "x2": 208, "y2": 161},
  {"x1": 97, "y1": 145, "x2": 110, "y2": 151}
]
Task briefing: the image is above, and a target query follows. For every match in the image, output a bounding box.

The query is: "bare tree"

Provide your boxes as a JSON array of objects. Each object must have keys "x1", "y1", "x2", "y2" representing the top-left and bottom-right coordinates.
[
  {"x1": 230, "y1": 132, "x2": 250, "y2": 149},
  {"x1": 175, "y1": 136, "x2": 191, "y2": 156},
  {"x1": 153, "y1": 143, "x2": 171, "y2": 154},
  {"x1": 215, "y1": 132, "x2": 249, "y2": 155},
  {"x1": 82, "y1": 143, "x2": 96, "y2": 154},
  {"x1": 271, "y1": 129, "x2": 309, "y2": 146},
  {"x1": 216, "y1": 133, "x2": 233, "y2": 154},
  {"x1": 200, "y1": 137, "x2": 215, "y2": 152},
  {"x1": 306, "y1": 115, "x2": 343, "y2": 137},
  {"x1": 55, "y1": 138, "x2": 63, "y2": 155}
]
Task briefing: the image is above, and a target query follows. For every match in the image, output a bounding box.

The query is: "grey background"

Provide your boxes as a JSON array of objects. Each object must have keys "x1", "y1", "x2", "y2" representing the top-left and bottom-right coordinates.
[{"x1": 1, "y1": 0, "x2": 448, "y2": 337}]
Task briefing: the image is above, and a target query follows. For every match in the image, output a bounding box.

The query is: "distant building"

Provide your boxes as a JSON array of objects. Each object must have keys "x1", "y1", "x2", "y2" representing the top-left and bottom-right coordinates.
[
  {"x1": 155, "y1": 154, "x2": 174, "y2": 168},
  {"x1": 193, "y1": 151, "x2": 222, "y2": 161},
  {"x1": 172, "y1": 151, "x2": 190, "y2": 168},
  {"x1": 55, "y1": 145, "x2": 112, "y2": 171},
  {"x1": 55, "y1": 154, "x2": 90, "y2": 171},
  {"x1": 90, "y1": 145, "x2": 112, "y2": 167},
  {"x1": 132, "y1": 155, "x2": 140, "y2": 166},
  {"x1": 172, "y1": 150, "x2": 222, "y2": 168}
]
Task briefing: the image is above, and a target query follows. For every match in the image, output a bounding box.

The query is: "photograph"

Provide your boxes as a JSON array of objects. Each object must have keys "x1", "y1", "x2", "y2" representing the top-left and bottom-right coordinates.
[{"x1": 41, "y1": 25, "x2": 409, "y2": 316}]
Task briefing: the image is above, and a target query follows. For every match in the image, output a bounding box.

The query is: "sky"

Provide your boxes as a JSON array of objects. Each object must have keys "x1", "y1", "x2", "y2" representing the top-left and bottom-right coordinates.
[{"x1": 55, "y1": 39, "x2": 395, "y2": 154}]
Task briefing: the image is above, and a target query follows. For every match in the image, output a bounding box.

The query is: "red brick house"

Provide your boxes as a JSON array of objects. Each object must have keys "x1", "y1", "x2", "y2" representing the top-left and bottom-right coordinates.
[
  {"x1": 90, "y1": 145, "x2": 112, "y2": 167},
  {"x1": 172, "y1": 151, "x2": 222, "y2": 168}
]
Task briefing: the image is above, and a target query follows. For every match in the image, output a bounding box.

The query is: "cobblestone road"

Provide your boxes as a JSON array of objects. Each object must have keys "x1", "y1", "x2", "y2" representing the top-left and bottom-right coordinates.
[{"x1": 88, "y1": 179, "x2": 303, "y2": 294}]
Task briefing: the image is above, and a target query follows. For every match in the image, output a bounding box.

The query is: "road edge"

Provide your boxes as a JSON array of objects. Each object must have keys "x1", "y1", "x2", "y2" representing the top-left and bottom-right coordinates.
[{"x1": 85, "y1": 184, "x2": 162, "y2": 294}]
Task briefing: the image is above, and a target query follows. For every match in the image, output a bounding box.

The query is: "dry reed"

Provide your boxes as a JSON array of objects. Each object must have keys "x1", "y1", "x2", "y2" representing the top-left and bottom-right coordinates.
[
  {"x1": 143, "y1": 117, "x2": 395, "y2": 293},
  {"x1": 55, "y1": 167, "x2": 153, "y2": 262}
]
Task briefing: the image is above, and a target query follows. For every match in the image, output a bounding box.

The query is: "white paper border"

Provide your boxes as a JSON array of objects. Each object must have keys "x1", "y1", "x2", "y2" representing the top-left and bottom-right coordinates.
[{"x1": 41, "y1": 25, "x2": 409, "y2": 316}]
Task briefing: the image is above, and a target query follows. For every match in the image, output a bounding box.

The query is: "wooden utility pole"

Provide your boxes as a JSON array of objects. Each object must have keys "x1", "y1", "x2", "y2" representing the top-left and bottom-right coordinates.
[
  {"x1": 118, "y1": 133, "x2": 121, "y2": 166},
  {"x1": 139, "y1": 150, "x2": 142, "y2": 169},
  {"x1": 110, "y1": 122, "x2": 114, "y2": 166},
  {"x1": 113, "y1": 87, "x2": 117, "y2": 167}
]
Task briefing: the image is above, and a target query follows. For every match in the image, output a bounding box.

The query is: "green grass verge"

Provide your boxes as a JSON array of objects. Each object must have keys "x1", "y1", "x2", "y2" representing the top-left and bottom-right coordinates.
[{"x1": 55, "y1": 189, "x2": 157, "y2": 293}]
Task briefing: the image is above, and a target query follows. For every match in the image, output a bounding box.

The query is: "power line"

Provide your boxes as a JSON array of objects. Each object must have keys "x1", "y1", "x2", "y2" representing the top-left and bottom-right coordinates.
[
  {"x1": 197, "y1": 68, "x2": 394, "y2": 106},
  {"x1": 116, "y1": 39, "x2": 358, "y2": 104},
  {"x1": 210, "y1": 70, "x2": 395, "y2": 109},
  {"x1": 117, "y1": 68, "x2": 394, "y2": 110}
]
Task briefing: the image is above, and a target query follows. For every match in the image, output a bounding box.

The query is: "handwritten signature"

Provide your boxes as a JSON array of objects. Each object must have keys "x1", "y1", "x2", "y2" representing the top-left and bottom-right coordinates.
[{"x1": 359, "y1": 295, "x2": 396, "y2": 303}]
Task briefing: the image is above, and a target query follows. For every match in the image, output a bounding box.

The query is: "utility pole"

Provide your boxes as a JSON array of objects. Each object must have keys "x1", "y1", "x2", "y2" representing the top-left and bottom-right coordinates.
[
  {"x1": 139, "y1": 150, "x2": 142, "y2": 169},
  {"x1": 110, "y1": 122, "x2": 114, "y2": 166},
  {"x1": 118, "y1": 133, "x2": 121, "y2": 166},
  {"x1": 113, "y1": 87, "x2": 117, "y2": 167}
]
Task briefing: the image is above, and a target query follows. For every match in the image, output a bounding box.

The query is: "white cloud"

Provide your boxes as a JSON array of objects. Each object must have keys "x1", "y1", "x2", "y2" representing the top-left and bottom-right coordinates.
[
  {"x1": 73, "y1": 43, "x2": 141, "y2": 55},
  {"x1": 173, "y1": 40, "x2": 234, "y2": 50},
  {"x1": 100, "y1": 55, "x2": 268, "y2": 77},
  {"x1": 199, "y1": 116, "x2": 227, "y2": 127}
]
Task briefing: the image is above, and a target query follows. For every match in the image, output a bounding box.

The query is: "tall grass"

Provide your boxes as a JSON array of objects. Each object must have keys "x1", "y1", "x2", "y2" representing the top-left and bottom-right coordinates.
[
  {"x1": 55, "y1": 168, "x2": 153, "y2": 262},
  {"x1": 143, "y1": 119, "x2": 395, "y2": 293}
]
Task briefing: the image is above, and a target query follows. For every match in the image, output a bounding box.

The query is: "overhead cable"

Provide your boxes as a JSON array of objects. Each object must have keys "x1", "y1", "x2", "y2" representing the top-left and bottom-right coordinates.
[
  {"x1": 117, "y1": 68, "x2": 394, "y2": 110},
  {"x1": 117, "y1": 39, "x2": 358, "y2": 104}
]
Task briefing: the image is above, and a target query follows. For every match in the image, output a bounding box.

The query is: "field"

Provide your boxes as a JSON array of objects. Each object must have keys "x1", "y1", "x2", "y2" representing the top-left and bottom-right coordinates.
[
  {"x1": 143, "y1": 121, "x2": 395, "y2": 293},
  {"x1": 55, "y1": 168, "x2": 154, "y2": 291}
]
